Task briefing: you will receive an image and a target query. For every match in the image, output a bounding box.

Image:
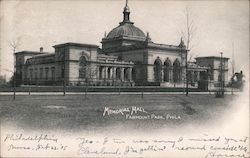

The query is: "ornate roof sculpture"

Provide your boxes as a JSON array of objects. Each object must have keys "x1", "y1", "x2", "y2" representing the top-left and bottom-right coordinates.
[{"x1": 178, "y1": 37, "x2": 186, "y2": 48}]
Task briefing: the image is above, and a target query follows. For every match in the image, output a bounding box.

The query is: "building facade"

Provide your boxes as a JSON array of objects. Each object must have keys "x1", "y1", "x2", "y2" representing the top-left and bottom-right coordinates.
[
  {"x1": 196, "y1": 56, "x2": 229, "y2": 86},
  {"x1": 14, "y1": 2, "x2": 228, "y2": 88},
  {"x1": 15, "y1": 44, "x2": 134, "y2": 86}
]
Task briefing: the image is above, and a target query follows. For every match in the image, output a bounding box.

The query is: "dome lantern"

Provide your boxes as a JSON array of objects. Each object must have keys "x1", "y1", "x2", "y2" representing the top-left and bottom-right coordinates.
[
  {"x1": 145, "y1": 32, "x2": 152, "y2": 42},
  {"x1": 123, "y1": 0, "x2": 130, "y2": 23}
]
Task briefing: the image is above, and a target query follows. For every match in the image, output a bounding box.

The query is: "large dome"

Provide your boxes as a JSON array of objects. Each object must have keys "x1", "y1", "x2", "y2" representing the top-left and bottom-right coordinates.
[{"x1": 106, "y1": 23, "x2": 146, "y2": 39}]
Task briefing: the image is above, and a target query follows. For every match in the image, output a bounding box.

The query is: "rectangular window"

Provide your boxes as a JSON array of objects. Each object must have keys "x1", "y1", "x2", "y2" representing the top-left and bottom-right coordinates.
[
  {"x1": 51, "y1": 67, "x2": 55, "y2": 80},
  {"x1": 29, "y1": 69, "x2": 33, "y2": 79},
  {"x1": 34, "y1": 68, "x2": 37, "y2": 80},
  {"x1": 45, "y1": 68, "x2": 49, "y2": 80},
  {"x1": 40, "y1": 68, "x2": 43, "y2": 79}
]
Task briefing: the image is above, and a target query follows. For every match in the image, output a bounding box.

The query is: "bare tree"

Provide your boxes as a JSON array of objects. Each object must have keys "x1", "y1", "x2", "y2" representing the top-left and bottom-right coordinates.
[
  {"x1": 9, "y1": 38, "x2": 21, "y2": 54},
  {"x1": 9, "y1": 37, "x2": 21, "y2": 100},
  {"x1": 82, "y1": 64, "x2": 98, "y2": 99},
  {"x1": 181, "y1": 7, "x2": 197, "y2": 96},
  {"x1": 181, "y1": 7, "x2": 197, "y2": 52}
]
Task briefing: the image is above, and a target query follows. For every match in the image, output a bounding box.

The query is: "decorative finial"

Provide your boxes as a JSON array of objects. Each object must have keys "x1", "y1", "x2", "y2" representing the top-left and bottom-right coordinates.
[
  {"x1": 179, "y1": 37, "x2": 185, "y2": 48},
  {"x1": 104, "y1": 31, "x2": 107, "y2": 38},
  {"x1": 126, "y1": 0, "x2": 128, "y2": 6},
  {"x1": 146, "y1": 32, "x2": 151, "y2": 42}
]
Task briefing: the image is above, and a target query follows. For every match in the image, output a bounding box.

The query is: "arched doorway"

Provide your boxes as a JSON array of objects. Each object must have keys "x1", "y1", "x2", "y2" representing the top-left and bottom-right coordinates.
[
  {"x1": 154, "y1": 58, "x2": 162, "y2": 82},
  {"x1": 173, "y1": 59, "x2": 181, "y2": 83},
  {"x1": 164, "y1": 59, "x2": 171, "y2": 82},
  {"x1": 79, "y1": 56, "x2": 87, "y2": 79}
]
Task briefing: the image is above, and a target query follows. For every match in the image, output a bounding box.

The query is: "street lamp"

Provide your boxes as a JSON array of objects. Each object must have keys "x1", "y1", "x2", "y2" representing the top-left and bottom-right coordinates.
[
  {"x1": 215, "y1": 52, "x2": 224, "y2": 98},
  {"x1": 185, "y1": 49, "x2": 189, "y2": 96}
]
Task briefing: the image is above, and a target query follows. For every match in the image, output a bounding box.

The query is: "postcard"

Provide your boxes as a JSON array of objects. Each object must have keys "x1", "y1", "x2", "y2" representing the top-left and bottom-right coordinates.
[{"x1": 0, "y1": 0, "x2": 249, "y2": 157}]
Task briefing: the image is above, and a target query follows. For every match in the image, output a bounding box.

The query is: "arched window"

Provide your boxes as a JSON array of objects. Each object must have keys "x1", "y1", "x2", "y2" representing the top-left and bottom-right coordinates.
[
  {"x1": 164, "y1": 59, "x2": 171, "y2": 82},
  {"x1": 154, "y1": 58, "x2": 162, "y2": 82},
  {"x1": 79, "y1": 56, "x2": 87, "y2": 79},
  {"x1": 173, "y1": 59, "x2": 181, "y2": 83}
]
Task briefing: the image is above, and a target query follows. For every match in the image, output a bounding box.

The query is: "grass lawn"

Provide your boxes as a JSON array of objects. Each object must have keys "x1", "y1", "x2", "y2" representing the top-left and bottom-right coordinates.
[{"x1": 0, "y1": 94, "x2": 236, "y2": 134}]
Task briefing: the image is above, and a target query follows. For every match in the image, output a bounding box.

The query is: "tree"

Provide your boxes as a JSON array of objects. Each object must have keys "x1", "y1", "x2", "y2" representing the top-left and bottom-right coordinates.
[
  {"x1": 181, "y1": 7, "x2": 197, "y2": 52},
  {"x1": 9, "y1": 38, "x2": 21, "y2": 54},
  {"x1": 80, "y1": 63, "x2": 98, "y2": 99},
  {"x1": 181, "y1": 7, "x2": 197, "y2": 96},
  {"x1": 9, "y1": 37, "x2": 21, "y2": 100}
]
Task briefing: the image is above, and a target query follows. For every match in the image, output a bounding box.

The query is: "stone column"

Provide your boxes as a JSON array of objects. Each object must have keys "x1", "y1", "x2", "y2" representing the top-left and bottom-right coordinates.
[
  {"x1": 197, "y1": 71, "x2": 200, "y2": 81},
  {"x1": 191, "y1": 71, "x2": 195, "y2": 83},
  {"x1": 170, "y1": 67, "x2": 173, "y2": 83},
  {"x1": 104, "y1": 67, "x2": 107, "y2": 81},
  {"x1": 121, "y1": 68, "x2": 124, "y2": 81},
  {"x1": 161, "y1": 69, "x2": 164, "y2": 82},
  {"x1": 168, "y1": 69, "x2": 171, "y2": 83},
  {"x1": 113, "y1": 67, "x2": 116, "y2": 80},
  {"x1": 110, "y1": 67, "x2": 113, "y2": 80},
  {"x1": 107, "y1": 67, "x2": 109, "y2": 80},
  {"x1": 96, "y1": 66, "x2": 100, "y2": 80},
  {"x1": 128, "y1": 68, "x2": 132, "y2": 81}
]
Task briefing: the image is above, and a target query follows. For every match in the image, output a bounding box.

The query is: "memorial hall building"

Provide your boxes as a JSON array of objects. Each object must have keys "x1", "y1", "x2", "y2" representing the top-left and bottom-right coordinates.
[{"x1": 14, "y1": 2, "x2": 229, "y2": 87}]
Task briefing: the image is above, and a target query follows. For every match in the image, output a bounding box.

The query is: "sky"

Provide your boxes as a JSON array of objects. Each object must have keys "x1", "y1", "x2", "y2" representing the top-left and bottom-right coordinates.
[{"x1": 0, "y1": 0, "x2": 249, "y2": 79}]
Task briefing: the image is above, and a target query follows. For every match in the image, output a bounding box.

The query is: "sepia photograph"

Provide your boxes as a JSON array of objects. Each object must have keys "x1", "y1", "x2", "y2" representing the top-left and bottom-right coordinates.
[{"x1": 0, "y1": 0, "x2": 249, "y2": 157}]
